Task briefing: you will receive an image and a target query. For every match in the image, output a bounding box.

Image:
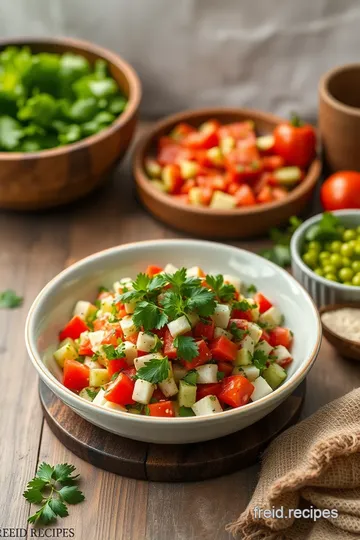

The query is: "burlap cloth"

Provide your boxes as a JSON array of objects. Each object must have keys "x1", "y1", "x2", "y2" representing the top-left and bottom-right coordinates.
[{"x1": 227, "y1": 388, "x2": 360, "y2": 540}]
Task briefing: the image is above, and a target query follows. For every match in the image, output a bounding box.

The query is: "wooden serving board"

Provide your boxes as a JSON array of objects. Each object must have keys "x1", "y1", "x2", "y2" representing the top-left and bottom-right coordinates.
[{"x1": 39, "y1": 380, "x2": 305, "y2": 482}]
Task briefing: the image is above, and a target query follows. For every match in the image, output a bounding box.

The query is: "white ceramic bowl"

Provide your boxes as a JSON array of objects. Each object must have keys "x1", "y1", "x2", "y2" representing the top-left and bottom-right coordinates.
[
  {"x1": 291, "y1": 210, "x2": 360, "y2": 308},
  {"x1": 26, "y1": 240, "x2": 321, "y2": 444}
]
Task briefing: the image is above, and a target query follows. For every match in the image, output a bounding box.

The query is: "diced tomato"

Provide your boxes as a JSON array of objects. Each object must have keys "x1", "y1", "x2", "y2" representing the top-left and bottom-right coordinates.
[
  {"x1": 171, "y1": 122, "x2": 196, "y2": 140},
  {"x1": 228, "y1": 319, "x2": 248, "y2": 331},
  {"x1": 269, "y1": 327, "x2": 292, "y2": 349},
  {"x1": 257, "y1": 185, "x2": 273, "y2": 204},
  {"x1": 226, "y1": 139, "x2": 260, "y2": 166},
  {"x1": 218, "y1": 121, "x2": 254, "y2": 140},
  {"x1": 194, "y1": 319, "x2": 215, "y2": 341},
  {"x1": 59, "y1": 316, "x2": 89, "y2": 341},
  {"x1": 227, "y1": 181, "x2": 241, "y2": 195},
  {"x1": 126, "y1": 333, "x2": 139, "y2": 345},
  {"x1": 118, "y1": 308, "x2": 127, "y2": 319},
  {"x1": 196, "y1": 382, "x2": 222, "y2": 401},
  {"x1": 102, "y1": 329, "x2": 121, "y2": 347},
  {"x1": 183, "y1": 340, "x2": 212, "y2": 370},
  {"x1": 93, "y1": 318, "x2": 106, "y2": 331},
  {"x1": 162, "y1": 164, "x2": 183, "y2": 194},
  {"x1": 107, "y1": 358, "x2": 128, "y2": 378},
  {"x1": 262, "y1": 155, "x2": 285, "y2": 171},
  {"x1": 272, "y1": 187, "x2": 288, "y2": 201},
  {"x1": 123, "y1": 367, "x2": 136, "y2": 379},
  {"x1": 209, "y1": 336, "x2": 238, "y2": 362},
  {"x1": 152, "y1": 327, "x2": 167, "y2": 340},
  {"x1": 210, "y1": 175, "x2": 228, "y2": 191},
  {"x1": 219, "y1": 375, "x2": 254, "y2": 408},
  {"x1": 152, "y1": 388, "x2": 167, "y2": 402},
  {"x1": 182, "y1": 130, "x2": 218, "y2": 150},
  {"x1": 199, "y1": 186, "x2": 214, "y2": 205},
  {"x1": 217, "y1": 361, "x2": 234, "y2": 377},
  {"x1": 195, "y1": 150, "x2": 213, "y2": 168},
  {"x1": 104, "y1": 372, "x2": 135, "y2": 406},
  {"x1": 254, "y1": 293, "x2": 273, "y2": 314},
  {"x1": 234, "y1": 185, "x2": 256, "y2": 207},
  {"x1": 164, "y1": 329, "x2": 178, "y2": 359},
  {"x1": 78, "y1": 336, "x2": 93, "y2": 356},
  {"x1": 231, "y1": 308, "x2": 253, "y2": 321},
  {"x1": 277, "y1": 356, "x2": 293, "y2": 368},
  {"x1": 181, "y1": 178, "x2": 196, "y2": 194},
  {"x1": 137, "y1": 350, "x2": 149, "y2": 357},
  {"x1": 147, "y1": 400, "x2": 175, "y2": 417},
  {"x1": 261, "y1": 330, "x2": 271, "y2": 344},
  {"x1": 146, "y1": 265, "x2": 163, "y2": 277},
  {"x1": 63, "y1": 359, "x2": 89, "y2": 392},
  {"x1": 157, "y1": 140, "x2": 193, "y2": 166}
]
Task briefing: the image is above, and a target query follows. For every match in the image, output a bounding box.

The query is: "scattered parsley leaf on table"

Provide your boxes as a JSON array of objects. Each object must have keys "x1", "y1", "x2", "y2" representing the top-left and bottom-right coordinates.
[
  {"x1": 173, "y1": 336, "x2": 199, "y2": 361},
  {"x1": 23, "y1": 462, "x2": 84, "y2": 525},
  {"x1": 0, "y1": 289, "x2": 23, "y2": 309}
]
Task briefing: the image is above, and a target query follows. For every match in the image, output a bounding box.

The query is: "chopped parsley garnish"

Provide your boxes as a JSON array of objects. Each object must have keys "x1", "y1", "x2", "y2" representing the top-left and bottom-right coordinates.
[
  {"x1": 85, "y1": 388, "x2": 99, "y2": 400},
  {"x1": 178, "y1": 406, "x2": 195, "y2": 417},
  {"x1": 217, "y1": 371, "x2": 225, "y2": 381},
  {"x1": 173, "y1": 335, "x2": 199, "y2": 361},
  {"x1": 232, "y1": 299, "x2": 256, "y2": 312},
  {"x1": 229, "y1": 322, "x2": 249, "y2": 341},
  {"x1": 133, "y1": 301, "x2": 168, "y2": 331},
  {"x1": 182, "y1": 369, "x2": 198, "y2": 385},
  {"x1": 252, "y1": 350, "x2": 268, "y2": 373},
  {"x1": 148, "y1": 333, "x2": 163, "y2": 353},
  {"x1": 205, "y1": 274, "x2": 236, "y2": 302},
  {"x1": 247, "y1": 284, "x2": 257, "y2": 294},
  {"x1": 102, "y1": 342, "x2": 125, "y2": 360},
  {"x1": 0, "y1": 289, "x2": 23, "y2": 309},
  {"x1": 136, "y1": 357, "x2": 170, "y2": 384}
]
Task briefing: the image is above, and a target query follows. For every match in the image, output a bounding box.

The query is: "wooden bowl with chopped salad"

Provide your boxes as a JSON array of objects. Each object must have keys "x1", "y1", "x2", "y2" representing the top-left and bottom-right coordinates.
[{"x1": 133, "y1": 108, "x2": 321, "y2": 238}]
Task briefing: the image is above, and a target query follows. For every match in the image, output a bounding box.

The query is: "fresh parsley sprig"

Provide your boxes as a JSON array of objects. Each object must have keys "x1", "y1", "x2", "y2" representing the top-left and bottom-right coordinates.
[
  {"x1": 232, "y1": 299, "x2": 256, "y2": 312},
  {"x1": 102, "y1": 342, "x2": 125, "y2": 360},
  {"x1": 174, "y1": 335, "x2": 199, "y2": 361},
  {"x1": 182, "y1": 369, "x2": 198, "y2": 385},
  {"x1": 205, "y1": 274, "x2": 236, "y2": 302},
  {"x1": 252, "y1": 350, "x2": 268, "y2": 373},
  {"x1": 136, "y1": 357, "x2": 170, "y2": 384},
  {"x1": 229, "y1": 322, "x2": 249, "y2": 341},
  {"x1": 23, "y1": 463, "x2": 84, "y2": 525}
]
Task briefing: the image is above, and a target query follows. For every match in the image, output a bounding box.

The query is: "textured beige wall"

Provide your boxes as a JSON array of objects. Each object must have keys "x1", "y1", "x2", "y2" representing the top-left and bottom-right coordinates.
[{"x1": 0, "y1": 0, "x2": 359, "y2": 119}]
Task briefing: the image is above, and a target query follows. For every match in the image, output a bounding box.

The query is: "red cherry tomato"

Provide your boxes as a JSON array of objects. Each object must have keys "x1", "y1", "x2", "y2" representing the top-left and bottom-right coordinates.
[
  {"x1": 320, "y1": 171, "x2": 360, "y2": 211},
  {"x1": 273, "y1": 115, "x2": 316, "y2": 168}
]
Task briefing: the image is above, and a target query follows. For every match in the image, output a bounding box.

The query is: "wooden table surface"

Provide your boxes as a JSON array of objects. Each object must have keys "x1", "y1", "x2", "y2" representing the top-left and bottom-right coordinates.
[{"x1": 1, "y1": 124, "x2": 360, "y2": 540}]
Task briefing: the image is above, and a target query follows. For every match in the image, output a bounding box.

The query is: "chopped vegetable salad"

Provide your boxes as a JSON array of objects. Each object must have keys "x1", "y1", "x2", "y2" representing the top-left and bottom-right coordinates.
[{"x1": 55, "y1": 264, "x2": 294, "y2": 417}]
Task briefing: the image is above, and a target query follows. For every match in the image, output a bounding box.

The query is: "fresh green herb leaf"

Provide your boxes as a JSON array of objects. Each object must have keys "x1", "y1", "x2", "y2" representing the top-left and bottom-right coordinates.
[
  {"x1": 173, "y1": 335, "x2": 199, "y2": 361},
  {"x1": 205, "y1": 274, "x2": 236, "y2": 302},
  {"x1": 136, "y1": 357, "x2": 170, "y2": 384},
  {"x1": 98, "y1": 286, "x2": 109, "y2": 294},
  {"x1": 161, "y1": 290, "x2": 185, "y2": 320},
  {"x1": 252, "y1": 350, "x2": 268, "y2": 373},
  {"x1": 247, "y1": 284, "x2": 257, "y2": 294},
  {"x1": 148, "y1": 273, "x2": 168, "y2": 291},
  {"x1": 110, "y1": 371, "x2": 121, "y2": 381},
  {"x1": 58, "y1": 485, "x2": 85, "y2": 504},
  {"x1": 164, "y1": 268, "x2": 187, "y2": 290},
  {"x1": 48, "y1": 499, "x2": 69, "y2": 518},
  {"x1": 144, "y1": 405, "x2": 150, "y2": 416},
  {"x1": 229, "y1": 322, "x2": 249, "y2": 341},
  {"x1": 217, "y1": 371, "x2": 225, "y2": 381},
  {"x1": 0, "y1": 289, "x2": 23, "y2": 308},
  {"x1": 260, "y1": 245, "x2": 291, "y2": 268},
  {"x1": 85, "y1": 387, "x2": 99, "y2": 401},
  {"x1": 102, "y1": 342, "x2": 125, "y2": 360},
  {"x1": 259, "y1": 216, "x2": 303, "y2": 268},
  {"x1": 133, "y1": 301, "x2": 168, "y2": 331},
  {"x1": 178, "y1": 406, "x2": 195, "y2": 417},
  {"x1": 148, "y1": 333, "x2": 163, "y2": 353},
  {"x1": 37, "y1": 463, "x2": 54, "y2": 482},
  {"x1": 232, "y1": 299, "x2": 254, "y2": 312},
  {"x1": 52, "y1": 463, "x2": 77, "y2": 483},
  {"x1": 305, "y1": 212, "x2": 340, "y2": 242},
  {"x1": 182, "y1": 369, "x2": 198, "y2": 385},
  {"x1": 186, "y1": 287, "x2": 216, "y2": 316}
]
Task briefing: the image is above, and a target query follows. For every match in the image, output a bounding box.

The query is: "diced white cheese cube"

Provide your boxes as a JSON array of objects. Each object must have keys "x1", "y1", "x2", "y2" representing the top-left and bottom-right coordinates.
[
  {"x1": 167, "y1": 315, "x2": 191, "y2": 338},
  {"x1": 134, "y1": 353, "x2": 164, "y2": 371},
  {"x1": 223, "y1": 274, "x2": 242, "y2": 292},
  {"x1": 187, "y1": 312, "x2": 200, "y2": 327},
  {"x1": 103, "y1": 401, "x2": 127, "y2": 412},
  {"x1": 247, "y1": 322, "x2": 262, "y2": 345},
  {"x1": 164, "y1": 263, "x2": 178, "y2": 275},
  {"x1": 159, "y1": 377, "x2": 178, "y2": 397},
  {"x1": 88, "y1": 330, "x2": 105, "y2": 353},
  {"x1": 251, "y1": 376, "x2": 273, "y2": 401},
  {"x1": 132, "y1": 379, "x2": 155, "y2": 404},
  {"x1": 255, "y1": 340, "x2": 273, "y2": 356},
  {"x1": 120, "y1": 316, "x2": 137, "y2": 338},
  {"x1": 124, "y1": 341, "x2": 138, "y2": 365},
  {"x1": 173, "y1": 364, "x2": 187, "y2": 382},
  {"x1": 186, "y1": 266, "x2": 203, "y2": 278},
  {"x1": 93, "y1": 388, "x2": 107, "y2": 406},
  {"x1": 241, "y1": 365, "x2": 260, "y2": 381},
  {"x1": 100, "y1": 295, "x2": 114, "y2": 313},
  {"x1": 84, "y1": 356, "x2": 102, "y2": 369},
  {"x1": 136, "y1": 331, "x2": 157, "y2": 353},
  {"x1": 272, "y1": 345, "x2": 292, "y2": 365},
  {"x1": 211, "y1": 304, "x2": 231, "y2": 329},
  {"x1": 239, "y1": 335, "x2": 255, "y2": 355},
  {"x1": 73, "y1": 301, "x2": 96, "y2": 320},
  {"x1": 214, "y1": 326, "x2": 233, "y2": 340},
  {"x1": 192, "y1": 395, "x2": 223, "y2": 416},
  {"x1": 196, "y1": 364, "x2": 218, "y2": 384},
  {"x1": 259, "y1": 306, "x2": 282, "y2": 328}
]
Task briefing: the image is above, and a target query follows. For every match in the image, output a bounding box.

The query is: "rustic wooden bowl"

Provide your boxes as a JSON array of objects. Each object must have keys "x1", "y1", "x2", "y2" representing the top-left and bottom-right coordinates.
[
  {"x1": 319, "y1": 303, "x2": 360, "y2": 361},
  {"x1": 133, "y1": 108, "x2": 321, "y2": 238},
  {"x1": 0, "y1": 37, "x2": 141, "y2": 210}
]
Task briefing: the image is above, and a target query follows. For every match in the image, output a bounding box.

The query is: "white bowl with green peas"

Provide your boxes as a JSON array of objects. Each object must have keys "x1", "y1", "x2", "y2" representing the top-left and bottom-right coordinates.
[{"x1": 291, "y1": 210, "x2": 360, "y2": 307}]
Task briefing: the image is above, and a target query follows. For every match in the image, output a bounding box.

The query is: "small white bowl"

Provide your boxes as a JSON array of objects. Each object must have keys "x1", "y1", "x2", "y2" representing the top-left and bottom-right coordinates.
[
  {"x1": 26, "y1": 240, "x2": 321, "y2": 444},
  {"x1": 291, "y1": 210, "x2": 360, "y2": 307}
]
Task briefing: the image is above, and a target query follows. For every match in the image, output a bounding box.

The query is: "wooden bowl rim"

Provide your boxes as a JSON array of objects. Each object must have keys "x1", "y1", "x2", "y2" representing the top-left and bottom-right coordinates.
[
  {"x1": 319, "y1": 62, "x2": 360, "y2": 117},
  {"x1": 319, "y1": 302, "x2": 360, "y2": 349},
  {"x1": 0, "y1": 36, "x2": 142, "y2": 160},
  {"x1": 133, "y1": 107, "x2": 321, "y2": 217}
]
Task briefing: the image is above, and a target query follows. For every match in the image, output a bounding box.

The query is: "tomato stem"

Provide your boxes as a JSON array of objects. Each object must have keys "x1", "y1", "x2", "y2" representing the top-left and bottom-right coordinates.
[{"x1": 290, "y1": 113, "x2": 302, "y2": 127}]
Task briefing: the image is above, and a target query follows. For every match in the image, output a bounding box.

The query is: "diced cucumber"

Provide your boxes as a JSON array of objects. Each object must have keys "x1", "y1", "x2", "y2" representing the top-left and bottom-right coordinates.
[
  {"x1": 180, "y1": 160, "x2": 199, "y2": 179},
  {"x1": 188, "y1": 187, "x2": 203, "y2": 206},
  {"x1": 238, "y1": 335, "x2": 255, "y2": 354},
  {"x1": 150, "y1": 180, "x2": 167, "y2": 192},
  {"x1": 89, "y1": 369, "x2": 109, "y2": 387},
  {"x1": 241, "y1": 365, "x2": 260, "y2": 382},
  {"x1": 256, "y1": 135, "x2": 274, "y2": 152},
  {"x1": 178, "y1": 380, "x2": 197, "y2": 407},
  {"x1": 207, "y1": 146, "x2": 224, "y2": 166},
  {"x1": 220, "y1": 136, "x2": 235, "y2": 154},
  {"x1": 73, "y1": 300, "x2": 97, "y2": 321},
  {"x1": 234, "y1": 348, "x2": 252, "y2": 366},
  {"x1": 211, "y1": 304, "x2": 231, "y2": 329},
  {"x1": 100, "y1": 295, "x2": 114, "y2": 313},
  {"x1": 167, "y1": 315, "x2": 191, "y2": 338},
  {"x1": 145, "y1": 158, "x2": 162, "y2": 178},
  {"x1": 255, "y1": 340, "x2": 273, "y2": 356},
  {"x1": 214, "y1": 326, "x2": 233, "y2": 340},
  {"x1": 134, "y1": 353, "x2": 164, "y2": 371},
  {"x1": 210, "y1": 191, "x2": 236, "y2": 210},
  {"x1": 263, "y1": 363, "x2": 287, "y2": 390},
  {"x1": 247, "y1": 322, "x2": 262, "y2": 345},
  {"x1": 136, "y1": 331, "x2": 157, "y2": 353},
  {"x1": 272, "y1": 345, "x2": 292, "y2": 365},
  {"x1": 53, "y1": 342, "x2": 78, "y2": 368},
  {"x1": 259, "y1": 306, "x2": 282, "y2": 328},
  {"x1": 173, "y1": 364, "x2": 187, "y2": 382},
  {"x1": 196, "y1": 364, "x2": 218, "y2": 384},
  {"x1": 274, "y1": 166, "x2": 302, "y2": 186},
  {"x1": 120, "y1": 316, "x2": 137, "y2": 338},
  {"x1": 251, "y1": 376, "x2": 273, "y2": 401},
  {"x1": 223, "y1": 274, "x2": 242, "y2": 292},
  {"x1": 192, "y1": 395, "x2": 223, "y2": 416},
  {"x1": 132, "y1": 379, "x2": 155, "y2": 404},
  {"x1": 159, "y1": 377, "x2": 178, "y2": 397}
]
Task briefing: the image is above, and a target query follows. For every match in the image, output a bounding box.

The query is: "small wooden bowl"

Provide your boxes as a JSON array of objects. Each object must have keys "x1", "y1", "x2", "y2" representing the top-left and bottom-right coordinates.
[
  {"x1": 0, "y1": 37, "x2": 141, "y2": 210},
  {"x1": 319, "y1": 303, "x2": 360, "y2": 361},
  {"x1": 133, "y1": 108, "x2": 321, "y2": 238}
]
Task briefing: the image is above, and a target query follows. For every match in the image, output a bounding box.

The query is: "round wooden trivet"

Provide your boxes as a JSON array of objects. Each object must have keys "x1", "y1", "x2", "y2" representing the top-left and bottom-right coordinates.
[{"x1": 39, "y1": 380, "x2": 305, "y2": 482}]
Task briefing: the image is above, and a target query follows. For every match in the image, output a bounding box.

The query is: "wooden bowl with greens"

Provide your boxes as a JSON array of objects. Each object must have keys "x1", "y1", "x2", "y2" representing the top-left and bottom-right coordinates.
[{"x1": 0, "y1": 37, "x2": 141, "y2": 210}]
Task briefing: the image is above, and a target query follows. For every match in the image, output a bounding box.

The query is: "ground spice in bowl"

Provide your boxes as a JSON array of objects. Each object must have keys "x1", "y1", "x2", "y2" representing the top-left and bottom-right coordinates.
[{"x1": 321, "y1": 308, "x2": 360, "y2": 342}]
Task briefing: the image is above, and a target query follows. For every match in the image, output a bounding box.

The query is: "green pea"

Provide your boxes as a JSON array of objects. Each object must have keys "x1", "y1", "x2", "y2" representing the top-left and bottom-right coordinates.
[
  {"x1": 330, "y1": 241, "x2": 342, "y2": 253},
  {"x1": 323, "y1": 264, "x2": 337, "y2": 275},
  {"x1": 329, "y1": 253, "x2": 343, "y2": 268},
  {"x1": 343, "y1": 229, "x2": 357, "y2": 242},
  {"x1": 352, "y1": 261, "x2": 360, "y2": 273},
  {"x1": 325, "y1": 273, "x2": 338, "y2": 282},
  {"x1": 324, "y1": 242, "x2": 332, "y2": 251},
  {"x1": 302, "y1": 251, "x2": 318, "y2": 268},
  {"x1": 342, "y1": 257, "x2": 352, "y2": 268},
  {"x1": 339, "y1": 267, "x2": 354, "y2": 282},
  {"x1": 348, "y1": 240, "x2": 357, "y2": 249},
  {"x1": 354, "y1": 243, "x2": 360, "y2": 257},
  {"x1": 356, "y1": 225, "x2": 360, "y2": 235},
  {"x1": 319, "y1": 251, "x2": 331, "y2": 261},
  {"x1": 308, "y1": 241, "x2": 322, "y2": 253},
  {"x1": 340, "y1": 243, "x2": 354, "y2": 258},
  {"x1": 352, "y1": 273, "x2": 360, "y2": 286},
  {"x1": 314, "y1": 268, "x2": 324, "y2": 277}
]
